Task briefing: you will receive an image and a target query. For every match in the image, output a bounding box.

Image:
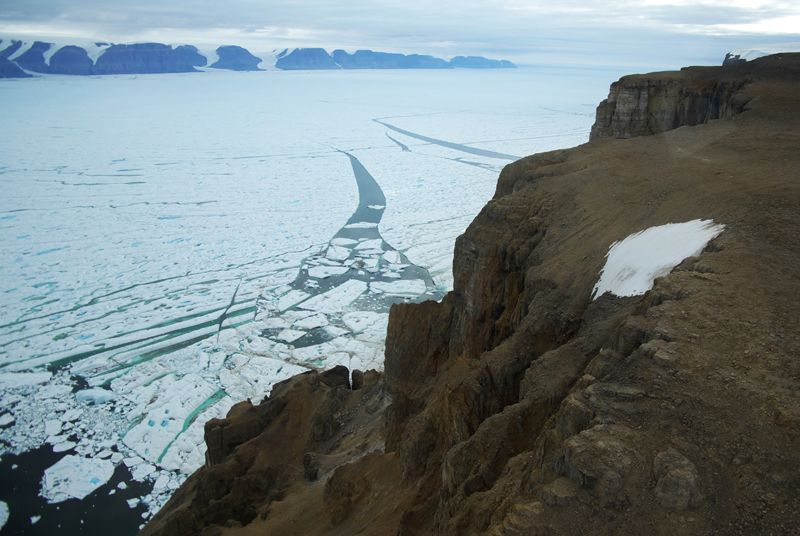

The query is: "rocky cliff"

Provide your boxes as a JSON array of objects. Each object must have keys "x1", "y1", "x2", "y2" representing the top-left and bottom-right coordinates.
[
  {"x1": 142, "y1": 53, "x2": 800, "y2": 536},
  {"x1": 587, "y1": 59, "x2": 774, "y2": 139},
  {"x1": 210, "y1": 46, "x2": 263, "y2": 71}
]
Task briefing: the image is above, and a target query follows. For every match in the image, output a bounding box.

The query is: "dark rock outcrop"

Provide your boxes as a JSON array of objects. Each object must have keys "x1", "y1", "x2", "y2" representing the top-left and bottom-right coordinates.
[
  {"x1": 723, "y1": 52, "x2": 746, "y2": 66},
  {"x1": 449, "y1": 56, "x2": 516, "y2": 69},
  {"x1": 0, "y1": 57, "x2": 31, "y2": 78},
  {"x1": 49, "y1": 45, "x2": 93, "y2": 75},
  {"x1": 332, "y1": 49, "x2": 451, "y2": 69},
  {"x1": 144, "y1": 54, "x2": 800, "y2": 536},
  {"x1": 13, "y1": 41, "x2": 52, "y2": 73},
  {"x1": 275, "y1": 48, "x2": 340, "y2": 70},
  {"x1": 93, "y1": 43, "x2": 206, "y2": 75},
  {"x1": 210, "y1": 45, "x2": 262, "y2": 71}
]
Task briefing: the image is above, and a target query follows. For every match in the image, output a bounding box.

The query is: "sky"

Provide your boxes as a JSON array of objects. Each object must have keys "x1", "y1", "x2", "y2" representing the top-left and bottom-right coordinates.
[{"x1": 1, "y1": 0, "x2": 799, "y2": 68}]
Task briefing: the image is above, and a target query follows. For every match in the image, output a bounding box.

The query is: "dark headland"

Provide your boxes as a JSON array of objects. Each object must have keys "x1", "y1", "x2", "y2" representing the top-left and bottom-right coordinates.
[{"x1": 142, "y1": 53, "x2": 800, "y2": 535}]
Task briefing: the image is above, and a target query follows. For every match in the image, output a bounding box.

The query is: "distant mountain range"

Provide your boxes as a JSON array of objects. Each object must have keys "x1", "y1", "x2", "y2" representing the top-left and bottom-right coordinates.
[{"x1": 0, "y1": 39, "x2": 516, "y2": 78}]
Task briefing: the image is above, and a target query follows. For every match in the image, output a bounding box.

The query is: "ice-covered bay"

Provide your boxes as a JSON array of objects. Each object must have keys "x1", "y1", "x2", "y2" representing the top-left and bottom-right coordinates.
[{"x1": 0, "y1": 66, "x2": 620, "y2": 531}]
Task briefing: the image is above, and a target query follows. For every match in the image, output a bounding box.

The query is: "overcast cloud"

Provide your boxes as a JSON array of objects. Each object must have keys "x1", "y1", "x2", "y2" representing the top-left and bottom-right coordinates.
[{"x1": 1, "y1": 0, "x2": 798, "y2": 68}]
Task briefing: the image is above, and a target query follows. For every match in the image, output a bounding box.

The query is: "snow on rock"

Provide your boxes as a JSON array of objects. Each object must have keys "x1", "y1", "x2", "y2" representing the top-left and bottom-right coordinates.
[
  {"x1": 41, "y1": 455, "x2": 114, "y2": 503},
  {"x1": 592, "y1": 219, "x2": 725, "y2": 300}
]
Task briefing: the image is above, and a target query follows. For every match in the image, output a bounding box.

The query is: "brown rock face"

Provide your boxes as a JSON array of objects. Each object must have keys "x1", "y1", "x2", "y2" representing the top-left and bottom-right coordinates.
[
  {"x1": 588, "y1": 60, "x2": 768, "y2": 140},
  {"x1": 143, "y1": 54, "x2": 800, "y2": 536}
]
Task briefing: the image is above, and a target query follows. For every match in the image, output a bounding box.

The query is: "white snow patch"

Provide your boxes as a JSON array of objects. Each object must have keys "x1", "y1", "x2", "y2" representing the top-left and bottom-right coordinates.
[
  {"x1": 592, "y1": 219, "x2": 725, "y2": 300},
  {"x1": 41, "y1": 455, "x2": 115, "y2": 503}
]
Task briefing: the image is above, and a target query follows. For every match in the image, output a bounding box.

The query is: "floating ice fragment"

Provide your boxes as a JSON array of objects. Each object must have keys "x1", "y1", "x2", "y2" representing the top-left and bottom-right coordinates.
[
  {"x1": 275, "y1": 329, "x2": 306, "y2": 343},
  {"x1": 343, "y1": 222, "x2": 378, "y2": 229},
  {"x1": 367, "y1": 205, "x2": 385, "y2": 210},
  {"x1": 41, "y1": 455, "x2": 114, "y2": 503},
  {"x1": 592, "y1": 219, "x2": 725, "y2": 300},
  {"x1": 293, "y1": 313, "x2": 329, "y2": 330},
  {"x1": 330, "y1": 238, "x2": 358, "y2": 247},
  {"x1": 44, "y1": 420, "x2": 62, "y2": 436},
  {"x1": 52, "y1": 441, "x2": 76, "y2": 453},
  {"x1": 325, "y1": 245, "x2": 351, "y2": 261},
  {"x1": 75, "y1": 388, "x2": 117, "y2": 405},
  {"x1": 0, "y1": 414, "x2": 14, "y2": 427},
  {"x1": 297, "y1": 280, "x2": 367, "y2": 314},
  {"x1": 382, "y1": 250, "x2": 402, "y2": 264},
  {"x1": 307, "y1": 265, "x2": 349, "y2": 279},
  {"x1": 31, "y1": 515, "x2": 41, "y2": 524},
  {"x1": 0, "y1": 501, "x2": 7, "y2": 531},
  {"x1": 370, "y1": 280, "x2": 427, "y2": 296},
  {"x1": 277, "y1": 290, "x2": 310, "y2": 311}
]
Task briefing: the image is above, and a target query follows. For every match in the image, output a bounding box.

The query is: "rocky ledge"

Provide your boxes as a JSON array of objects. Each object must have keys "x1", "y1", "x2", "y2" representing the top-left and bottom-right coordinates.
[{"x1": 143, "y1": 54, "x2": 800, "y2": 535}]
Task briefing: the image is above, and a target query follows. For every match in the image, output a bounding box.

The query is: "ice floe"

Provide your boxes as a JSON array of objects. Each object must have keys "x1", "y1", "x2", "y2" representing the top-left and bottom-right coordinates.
[
  {"x1": 41, "y1": 455, "x2": 115, "y2": 503},
  {"x1": 592, "y1": 219, "x2": 725, "y2": 299},
  {"x1": 298, "y1": 280, "x2": 368, "y2": 313},
  {"x1": 0, "y1": 501, "x2": 7, "y2": 531}
]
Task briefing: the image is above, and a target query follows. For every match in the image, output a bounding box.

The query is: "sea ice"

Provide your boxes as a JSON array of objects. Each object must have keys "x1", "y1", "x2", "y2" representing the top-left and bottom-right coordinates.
[
  {"x1": 75, "y1": 388, "x2": 117, "y2": 405},
  {"x1": 0, "y1": 372, "x2": 52, "y2": 388},
  {"x1": 592, "y1": 219, "x2": 725, "y2": 299},
  {"x1": 0, "y1": 501, "x2": 7, "y2": 531},
  {"x1": 44, "y1": 420, "x2": 62, "y2": 436},
  {"x1": 370, "y1": 280, "x2": 427, "y2": 296},
  {"x1": 277, "y1": 290, "x2": 311, "y2": 311},
  {"x1": 275, "y1": 329, "x2": 306, "y2": 343},
  {"x1": 0, "y1": 413, "x2": 14, "y2": 427},
  {"x1": 297, "y1": 280, "x2": 367, "y2": 314},
  {"x1": 382, "y1": 250, "x2": 403, "y2": 264},
  {"x1": 344, "y1": 222, "x2": 378, "y2": 229},
  {"x1": 307, "y1": 265, "x2": 350, "y2": 279},
  {"x1": 293, "y1": 313, "x2": 329, "y2": 330},
  {"x1": 41, "y1": 454, "x2": 115, "y2": 503},
  {"x1": 325, "y1": 245, "x2": 351, "y2": 261}
]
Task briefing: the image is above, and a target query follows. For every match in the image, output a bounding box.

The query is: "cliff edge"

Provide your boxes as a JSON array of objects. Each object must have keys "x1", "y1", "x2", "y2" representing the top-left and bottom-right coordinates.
[{"x1": 143, "y1": 54, "x2": 800, "y2": 536}]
